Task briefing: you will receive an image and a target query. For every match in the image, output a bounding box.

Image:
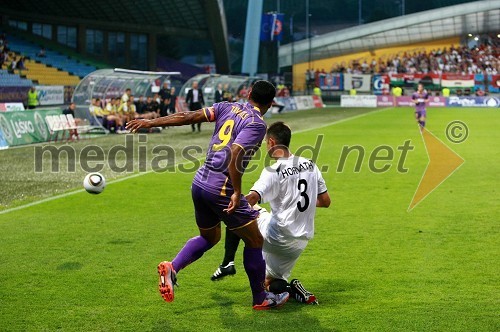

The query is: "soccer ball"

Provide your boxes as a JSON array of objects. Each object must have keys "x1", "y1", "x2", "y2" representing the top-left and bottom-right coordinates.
[{"x1": 83, "y1": 172, "x2": 106, "y2": 194}]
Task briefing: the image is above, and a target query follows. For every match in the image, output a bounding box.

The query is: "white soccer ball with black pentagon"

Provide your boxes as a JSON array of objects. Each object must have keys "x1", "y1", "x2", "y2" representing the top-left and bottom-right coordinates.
[{"x1": 83, "y1": 172, "x2": 106, "y2": 194}]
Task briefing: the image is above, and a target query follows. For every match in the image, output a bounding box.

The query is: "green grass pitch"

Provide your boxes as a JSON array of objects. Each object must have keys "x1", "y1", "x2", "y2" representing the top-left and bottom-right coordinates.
[{"x1": 0, "y1": 107, "x2": 498, "y2": 331}]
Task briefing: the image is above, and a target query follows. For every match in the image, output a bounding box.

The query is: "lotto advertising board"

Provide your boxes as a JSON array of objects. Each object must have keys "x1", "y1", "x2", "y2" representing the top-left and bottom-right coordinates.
[{"x1": 0, "y1": 109, "x2": 61, "y2": 147}]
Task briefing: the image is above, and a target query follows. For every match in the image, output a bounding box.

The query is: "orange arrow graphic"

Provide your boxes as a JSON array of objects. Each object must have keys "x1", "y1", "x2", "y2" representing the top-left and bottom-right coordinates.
[{"x1": 408, "y1": 127, "x2": 465, "y2": 211}]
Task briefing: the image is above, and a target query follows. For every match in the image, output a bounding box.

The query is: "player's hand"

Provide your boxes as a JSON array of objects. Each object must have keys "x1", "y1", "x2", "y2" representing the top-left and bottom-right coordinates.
[
  {"x1": 224, "y1": 193, "x2": 241, "y2": 214},
  {"x1": 126, "y1": 119, "x2": 152, "y2": 133}
]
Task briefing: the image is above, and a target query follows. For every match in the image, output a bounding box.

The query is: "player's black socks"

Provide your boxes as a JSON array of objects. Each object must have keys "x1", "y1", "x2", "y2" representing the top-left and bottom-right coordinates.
[{"x1": 222, "y1": 228, "x2": 240, "y2": 266}]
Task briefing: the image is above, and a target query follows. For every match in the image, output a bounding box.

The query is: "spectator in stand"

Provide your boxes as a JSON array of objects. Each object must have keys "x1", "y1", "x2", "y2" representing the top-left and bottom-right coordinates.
[
  {"x1": 475, "y1": 87, "x2": 486, "y2": 96},
  {"x1": 159, "y1": 82, "x2": 171, "y2": 102},
  {"x1": 135, "y1": 95, "x2": 147, "y2": 115},
  {"x1": 222, "y1": 83, "x2": 233, "y2": 102},
  {"x1": 63, "y1": 102, "x2": 82, "y2": 126},
  {"x1": 392, "y1": 86, "x2": 403, "y2": 97},
  {"x1": 27, "y1": 86, "x2": 39, "y2": 109},
  {"x1": 154, "y1": 93, "x2": 161, "y2": 105},
  {"x1": 37, "y1": 47, "x2": 46, "y2": 58},
  {"x1": 8, "y1": 57, "x2": 17, "y2": 73},
  {"x1": 159, "y1": 96, "x2": 171, "y2": 117},
  {"x1": 168, "y1": 87, "x2": 177, "y2": 114},
  {"x1": 238, "y1": 85, "x2": 249, "y2": 103},
  {"x1": 144, "y1": 96, "x2": 159, "y2": 119},
  {"x1": 127, "y1": 96, "x2": 138, "y2": 121},
  {"x1": 313, "y1": 85, "x2": 321, "y2": 97},
  {"x1": 62, "y1": 102, "x2": 82, "y2": 139},
  {"x1": 185, "y1": 81, "x2": 204, "y2": 132},
  {"x1": 214, "y1": 83, "x2": 223, "y2": 103},
  {"x1": 0, "y1": 50, "x2": 5, "y2": 69},
  {"x1": 17, "y1": 56, "x2": 26, "y2": 70},
  {"x1": 121, "y1": 88, "x2": 132, "y2": 105},
  {"x1": 442, "y1": 87, "x2": 450, "y2": 97}
]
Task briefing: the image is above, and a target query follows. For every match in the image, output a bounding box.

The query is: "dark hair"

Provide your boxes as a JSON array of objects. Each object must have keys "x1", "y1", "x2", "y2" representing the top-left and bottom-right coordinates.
[
  {"x1": 250, "y1": 80, "x2": 276, "y2": 105},
  {"x1": 267, "y1": 121, "x2": 291, "y2": 148}
]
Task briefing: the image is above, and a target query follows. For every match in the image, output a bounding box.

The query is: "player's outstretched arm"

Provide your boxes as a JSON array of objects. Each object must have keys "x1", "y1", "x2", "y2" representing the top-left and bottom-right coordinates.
[
  {"x1": 126, "y1": 109, "x2": 208, "y2": 132},
  {"x1": 316, "y1": 192, "x2": 331, "y2": 208}
]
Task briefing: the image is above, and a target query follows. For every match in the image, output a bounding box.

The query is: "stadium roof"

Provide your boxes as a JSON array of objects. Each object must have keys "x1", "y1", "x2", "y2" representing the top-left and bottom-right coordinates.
[
  {"x1": 279, "y1": 0, "x2": 500, "y2": 67},
  {"x1": 1, "y1": 0, "x2": 230, "y2": 73}
]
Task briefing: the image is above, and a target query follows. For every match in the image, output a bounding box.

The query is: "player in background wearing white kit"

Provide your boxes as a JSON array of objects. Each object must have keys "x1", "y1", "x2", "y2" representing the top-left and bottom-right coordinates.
[{"x1": 211, "y1": 121, "x2": 331, "y2": 304}]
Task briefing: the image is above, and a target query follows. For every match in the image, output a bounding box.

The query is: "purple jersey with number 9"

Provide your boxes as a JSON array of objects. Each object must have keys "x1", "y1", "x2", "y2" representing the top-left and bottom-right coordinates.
[{"x1": 192, "y1": 102, "x2": 267, "y2": 196}]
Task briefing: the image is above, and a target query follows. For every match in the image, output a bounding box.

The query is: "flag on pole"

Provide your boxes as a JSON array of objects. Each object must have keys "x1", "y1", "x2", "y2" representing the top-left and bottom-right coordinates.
[{"x1": 260, "y1": 13, "x2": 284, "y2": 42}]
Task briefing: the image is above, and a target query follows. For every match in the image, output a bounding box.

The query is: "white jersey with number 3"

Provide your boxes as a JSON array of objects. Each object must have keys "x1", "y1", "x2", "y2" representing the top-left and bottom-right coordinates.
[{"x1": 251, "y1": 155, "x2": 328, "y2": 242}]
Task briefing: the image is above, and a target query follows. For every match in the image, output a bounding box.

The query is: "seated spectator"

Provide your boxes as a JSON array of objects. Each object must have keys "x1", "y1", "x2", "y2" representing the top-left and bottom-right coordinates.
[
  {"x1": 8, "y1": 57, "x2": 17, "y2": 73},
  {"x1": 37, "y1": 47, "x2": 46, "y2": 58},
  {"x1": 62, "y1": 102, "x2": 83, "y2": 126},
  {"x1": 135, "y1": 95, "x2": 147, "y2": 115},
  {"x1": 238, "y1": 85, "x2": 248, "y2": 102},
  {"x1": 222, "y1": 84, "x2": 233, "y2": 102},
  {"x1": 142, "y1": 96, "x2": 159, "y2": 120},
  {"x1": 17, "y1": 56, "x2": 26, "y2": 70},
  {"x1": 62, "y1": 102, "x2": 82, "y2": 139}
]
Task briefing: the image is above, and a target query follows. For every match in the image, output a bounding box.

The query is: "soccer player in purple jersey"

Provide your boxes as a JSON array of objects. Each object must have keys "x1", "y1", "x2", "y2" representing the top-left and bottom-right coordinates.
[
  {"x1": 126, "y1": 80, "x2": 289, "y2": 310},
  {"x1": 411, "y1": 83, "x2": 429, "y2": 131}
]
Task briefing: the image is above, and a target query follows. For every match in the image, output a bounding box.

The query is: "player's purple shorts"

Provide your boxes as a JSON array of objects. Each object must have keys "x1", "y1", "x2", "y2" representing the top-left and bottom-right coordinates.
[
  {"x1": 415, "y1": 110, "x2": 426, "y2": 118},
  {"x1": 191, "y1": 183, "x2": 259, "y2": 230}
]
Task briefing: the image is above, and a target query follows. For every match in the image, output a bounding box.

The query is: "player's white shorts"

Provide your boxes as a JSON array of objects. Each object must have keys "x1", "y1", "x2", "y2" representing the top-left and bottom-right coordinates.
[{"x1": 256, "y1": 207, "x2": 308, "y2": 281}]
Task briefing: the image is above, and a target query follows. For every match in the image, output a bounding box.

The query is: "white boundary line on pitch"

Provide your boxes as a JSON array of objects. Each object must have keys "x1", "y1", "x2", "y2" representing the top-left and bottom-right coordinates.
[{"x1": 0, "y1": 107, "x2": 392, "y2": 216}]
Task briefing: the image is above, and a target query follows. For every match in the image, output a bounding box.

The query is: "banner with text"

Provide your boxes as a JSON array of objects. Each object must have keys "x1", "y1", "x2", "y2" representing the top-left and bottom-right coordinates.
[
  {"x1": 0, "y1": 109, "x2": 61, "y2": 147},
  {"x1": 389, "y1": 73, "x2": 440, "y2": 87},
  {"x1": 373, "y1": 75, "x2": 390, "y2": 95},
  {"x1": 395, "y1": 96, "x2": 445, "y2": 107},
  {"x1": 343, "y1": 74, "x2": 371, "y2": 92},
  {"x1": 319, "y1": 73, "x2": 343, "y2": 91},
  {"x1": 0, "y1": 103, "x2": 25, "y2": 112},
  {"x1": 38, "y1": 85, "x2": 65, "y2": 106},
  {"x1": 294, "y1": 96, "x2": 316, "y2": 110},
  {"x1": 341, "y1": 95, "x2": 377, "y2": 107},
  {"x1": 377, "y1": 95, "x2": 395, "y2": 107},
  {"x1": 489, "y1": 74, "x2": 500, "y2": 93},
  {"x1": 441, "y1": 74, "x2": 474, "y2": 88},
  {"x1": 275, "y1": 97, "x2": 297, "y2": 111},
  {"x1": 446, "y1": 96, "x2": 500, "y2": 108}
]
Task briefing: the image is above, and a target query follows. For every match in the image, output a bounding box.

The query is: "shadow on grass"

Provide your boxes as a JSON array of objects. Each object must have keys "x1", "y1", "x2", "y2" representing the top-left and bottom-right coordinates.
[{"x1": 211, "y1": 291, "x2": 335, "y2": 332}]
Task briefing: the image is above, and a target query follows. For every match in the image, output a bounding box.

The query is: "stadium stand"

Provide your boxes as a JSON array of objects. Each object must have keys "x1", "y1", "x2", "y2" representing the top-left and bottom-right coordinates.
[
  {"x1": 0, "y1": 69, "x2": 32, "y2": 87},
  {"x1": 6, "y1": 35, "x2": 96, "y2": 78}
]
